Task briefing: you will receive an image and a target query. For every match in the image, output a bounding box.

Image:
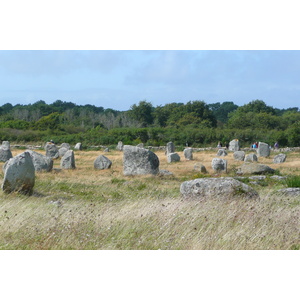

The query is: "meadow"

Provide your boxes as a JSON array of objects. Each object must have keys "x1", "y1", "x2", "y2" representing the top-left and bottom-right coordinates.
[{"x1": 0, "y1": 147, "x2": 299, "y2": 250}]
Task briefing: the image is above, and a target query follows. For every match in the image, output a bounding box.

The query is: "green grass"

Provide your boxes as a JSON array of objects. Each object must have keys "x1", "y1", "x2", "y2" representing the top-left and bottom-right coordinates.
[{"x1": 285, "y1": 175, "x2": 300, "y2": 188}]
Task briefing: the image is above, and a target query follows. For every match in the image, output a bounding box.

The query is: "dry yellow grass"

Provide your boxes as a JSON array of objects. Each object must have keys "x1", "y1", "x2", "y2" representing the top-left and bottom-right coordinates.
[{"x1": 0, "y1": 148, "x2": 299, "y2": 249}]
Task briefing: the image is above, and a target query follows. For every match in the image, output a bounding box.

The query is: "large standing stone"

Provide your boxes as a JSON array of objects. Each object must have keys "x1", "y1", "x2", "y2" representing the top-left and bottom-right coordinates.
[
  {"x1": 116, "y1": 141, "x2": 124, "y2": 151},
  {"x1": 273, "y1": 153, "x2": 287, "y2": 164},
  {"x1": 211, "y1": 158, "x2": 227, "y2": 173},
  {"x1": 2, "y1": 151, "x2": 35, "y2": 194},
  {"x1": 229, "y1": 139, "x2": 240, "y2": 151},
  {"x1": 180, "y1": 177, "x2": 259, "y2": 200},
  {"x1": 184, "y1": 148, "x2": 193, "y2": 160},
  {"x1": 167, "y1": 153, "x2": 181, "y2": 163},
  {"x1": 217, "y1": 149, "x2": 227, "y2": 156},
  {"x1": 123, "y1": 145, "x2": 159, "y2": 176},
  {"x1": 233, "y1": 151, "x2": 245, "y2": 161},
  {"x1": 237, "y1": 163, "x2": 275, "y2": 175},
  {"x1": 45, "y1": 142, "x2": 59, "y2": 159},
  {"x1": 60, "y1": 150, "x2": 76, "y2": 169},
  {"x1": 26, "y1": 150, "x2": 53, "y2": 172},
  {"x1": 244, "y1": 153, "x2": 258, "y2": 162},
  {"x1": 94, "y1": 155, "x2": 112, "y2": 170},
  {"x1": 166, "y1": 142, "x2": 175, "y2": 155},
  {"x1": 257, "y1": 142, "x2": 270, "y2": 157},
  {"x1": 74, "y1": 143, "x2": 82, "y2": 150}
]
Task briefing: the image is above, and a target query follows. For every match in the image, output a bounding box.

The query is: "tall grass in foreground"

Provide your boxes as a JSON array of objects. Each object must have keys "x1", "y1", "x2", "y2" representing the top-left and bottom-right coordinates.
[
  {"x1": 0, "y1": 189, "x2": 299, "y2": 250},
  {"x1": 0, "y1": 149, "x2": 299, "y2": 250}
]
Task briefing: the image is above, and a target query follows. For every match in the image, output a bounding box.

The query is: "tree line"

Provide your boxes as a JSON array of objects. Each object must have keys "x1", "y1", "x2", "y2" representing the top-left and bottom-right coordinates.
[{"x1": 0, "y1": 99, "x2": 299, "y2": 147}]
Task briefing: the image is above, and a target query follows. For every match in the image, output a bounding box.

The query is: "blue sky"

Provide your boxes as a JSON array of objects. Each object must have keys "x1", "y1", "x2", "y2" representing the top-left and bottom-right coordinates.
[{"x1": 0, "y1": 50, "x2": 299, "y2": 111}]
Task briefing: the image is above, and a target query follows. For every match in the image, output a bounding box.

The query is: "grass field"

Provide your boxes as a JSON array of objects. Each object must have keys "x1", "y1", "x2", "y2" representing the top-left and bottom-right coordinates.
[{"x1": 0, "y1": 148, "x2": 299, "y2": 250}]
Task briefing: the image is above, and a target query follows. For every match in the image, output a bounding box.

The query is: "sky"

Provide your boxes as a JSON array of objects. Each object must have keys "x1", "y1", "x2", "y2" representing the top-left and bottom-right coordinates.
[{"x1": 0, "y1": 50, "x2": 300, "y2": 111}]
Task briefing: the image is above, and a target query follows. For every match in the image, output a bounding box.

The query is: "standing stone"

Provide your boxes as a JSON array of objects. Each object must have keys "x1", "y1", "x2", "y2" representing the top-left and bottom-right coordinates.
[
  {"x1": 104, "y1": 148, "x2": 110, "y2": 152},
  {"x1": 58, "y1": 147, "x2": 69, "y2": 157},
  {"x1": 74, "y1": 143, "x2": 82, "y2": 150},
  {"x1": 136, "y1": 143, "x2": 144, "y2": 148},
  {"x1": 273, "y1": 153, "x2": 287, "y2": 164},
  {"x1": 236, "y1": 163, "x2": 275, "y2": 175},
  {"x1": 123, "y1": 145, "x2": 159, "y2": 176},
  {"x1": 184, "y1": 148, "x2": 193, "y2": 160},
  {"x1": 116, "y1": 141, "x2": 124, "y2": 151},
  {"x1": 233, "y1": 151, "x2": 245, "y2": 161},
  {"x1": 167, "y1": 153, "x2": 181, "y2": 163},
  {"x1": 60, "y1": 150, "x2": 76, "y2": 169},
  {"x1": 60, "y1": 143, "x2": 71, "y2": 150},
  {"x1": 194, "y1": 163, "x2": 207, "y2": 173},
  {"x1": 166, "y1": 142, "x2": 175, "y2": 155},
  {"x1": 257, "y1": 142, "x2": 270, "y2": 157},
  {"x1": 211, "y1": 158, "x2": 227, "y2": 173},
  {"x1": 58, "y1": 143, "x2": 71, "y2": 157},
  {"x1": 26, "y1": 150, "x2": 53, "y2": 172},
  {"x1": 244, "y1": 153, "x2": 258, "y2": 162},
  {"x1": 2, "y1": 141, "x2": 10, "y2": 149},
  {"x1": 94, "y1": 155, "x2": 112, "y2": 170},
  {"x1": 0, "y1": 147, "x2": 13, "y2": 162},
  {"x1": 229, "y1": 139, "x2": 240, "y2": 151},
  {"x1": 45, "y1": 142, "x2": 59, "y2": 159},
  {"x1": 217, "y1": 149, "x2": 227, "y2": 156},
  {"x1": 2, "y1": 151, "x2": 35, "y2": 194},
  {"x1": 180, "y1": 177, "x2": 259, "y2": 200}
]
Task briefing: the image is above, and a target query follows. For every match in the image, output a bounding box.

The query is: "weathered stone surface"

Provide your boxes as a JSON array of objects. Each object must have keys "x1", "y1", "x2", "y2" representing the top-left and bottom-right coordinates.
[
  {"x1": 116, "y1": 141, "x2": 124, "y2": 151},
  {"x1": 244, "y1": 153, "x2": 258, "y2": 162},
  {"x1": 104, "y1": 148, "x2": 110, "y2": 152},
  {"x1": 45, "y1": 142, "x2": 59, "y2": 159},
  {"x1": 211, "y1": 158, "x2": 227, "y2": 173},
  {"x1": 1, "y1": 141, "x2": 10, "y2": 149},
  {"x1": 194, "y1": 163, "x2": 207, "y2": 173},
  {"x1": 270, "y1": 175, "x2": 287, "y2": 181},
  {"x1": 58, "y1": 147, "x2": 69, "y2": 157},
  {"x1": 276, "y1": 188, "x2": 300, "y2": 197},
  {"x1": 237, "y1": 163, "x2": 275, "y2": 175},
  {"x1": 136, "y1": 143, "x2": 144, "y2": 148},
  {"x1": 166, "y1": 142, "x2": 175, "y2": 155},
  {"x1": 249, "y1": 175, "x2": 266, "y2": 181},
  {"x1": 74, "y1": 143, "x2": 82, "y2": 150},
  {"x1": 123, "y1": 145, "x2": 159, "y2": 176},
  {"x1": 94, "y1": 155, "x2": 112, "y2": 170},
  {"x1": 257, "y1": 142, "x2": 270, "y2": 157},
  {"x1": 26, "y1": 150, "x2": 53, "y2": 172},
  {"x1": 273, "y1": 153, "x2": 287, "y2": 164},
  {"x1": 184, "y1": 148, "x2": 193, "y2": 160},
  {"x1": 217, "y1": 149, "x2": 227, "y2": 156},
  {"x1": 180, "y1": 177, "x2": 259, "y2": 200},
  {"x1": 229, "y1": 139, "x2": 240, "y2": 151},
  {"x1": 60, "y1": 150, "x2": 76, "y2": 169},
  {"x1": 167, "y1": 152, "x2": 181, "y2": 163},
  {"x1": 60, "y1": 143, "x2": 71, "y2": 150},
  {"x1": 0, "y1": 147, "x2": 13, "y2": 162},
  {"x1": 233, "y1": 151, "x2": 245, "y2": 161},
  {"x1": 2, "y1": 151, "x2": 35, "y2": 194}
]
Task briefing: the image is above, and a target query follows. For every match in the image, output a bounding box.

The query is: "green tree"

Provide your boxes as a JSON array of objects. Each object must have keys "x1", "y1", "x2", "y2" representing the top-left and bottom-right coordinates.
[{"x1": 128, "y1": 100, "x2": 154, "y2": 127}]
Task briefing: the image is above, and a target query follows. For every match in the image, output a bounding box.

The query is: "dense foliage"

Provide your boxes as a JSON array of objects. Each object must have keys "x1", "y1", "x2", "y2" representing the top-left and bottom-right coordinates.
[{"x1": 0, "y1": 99, "x2": 299, "y2": 147}]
